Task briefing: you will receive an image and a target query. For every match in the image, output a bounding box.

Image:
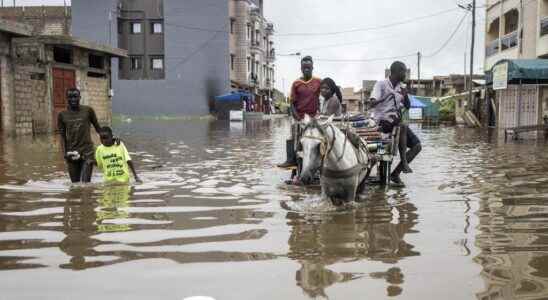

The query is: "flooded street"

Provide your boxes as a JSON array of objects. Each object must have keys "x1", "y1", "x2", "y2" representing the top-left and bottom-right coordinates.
[{"x1": 1, "y1": 118, "x2": 548, "y2": 299}]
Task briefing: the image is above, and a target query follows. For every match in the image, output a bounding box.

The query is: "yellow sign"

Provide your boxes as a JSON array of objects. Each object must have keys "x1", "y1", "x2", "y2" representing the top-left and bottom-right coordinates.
[{"x1": 493, "y1": 62, "x2": 508, "y2": 90}]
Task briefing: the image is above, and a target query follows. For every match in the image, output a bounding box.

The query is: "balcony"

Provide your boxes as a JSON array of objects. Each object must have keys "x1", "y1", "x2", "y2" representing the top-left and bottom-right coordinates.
[
  {"x1": 250, "y1": 40, "x2": 263, "y2": 53},
  {"x1": 501, "y1": 31, "x2": 518, "y2": 51},
  {"x1": 538, "y1": 17, "x2": 548, "y2": 57},
  {"x1": 486, "y1": 39, "x2": 499, "y2": 57},
  {"x1": 265, "y1": 22, "x2": 274, "y2": 35},
  {"x1": 267, "y1": 49, "x2": 275, "y2": 62},
  {"x1": 541, "y1": 16, "x2": 548, "y2": 37}
]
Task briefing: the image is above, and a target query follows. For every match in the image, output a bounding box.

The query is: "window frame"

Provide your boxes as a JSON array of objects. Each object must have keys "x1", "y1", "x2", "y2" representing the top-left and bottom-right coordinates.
[
  {"x1": 150, "y1": 56, "x2": 165, "y2": 70},
  {"x1": 130, "y1": 22, "x2": 143, "y2": 34},
  {"x1": 151, "y1": 21, "x2": 163, "y2": 34},
  {"x1": 130, "y1": 56, "x2": 142, "y2": 70}
]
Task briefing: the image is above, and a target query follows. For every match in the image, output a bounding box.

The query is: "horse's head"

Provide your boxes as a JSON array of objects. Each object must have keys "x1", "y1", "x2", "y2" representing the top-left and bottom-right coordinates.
[{"x1": 299, "y1": 114, "x2": 334, "y2": 184}]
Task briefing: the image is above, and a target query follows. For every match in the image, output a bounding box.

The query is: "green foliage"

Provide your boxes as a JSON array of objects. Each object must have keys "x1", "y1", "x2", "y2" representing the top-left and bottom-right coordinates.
[{"x1": 439, "y1": 97, "x2": 456, "y2": 122}]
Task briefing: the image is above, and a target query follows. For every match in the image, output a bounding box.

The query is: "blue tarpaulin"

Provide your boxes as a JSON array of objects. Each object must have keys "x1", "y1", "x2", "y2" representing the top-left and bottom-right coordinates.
[
  {"x1": 215, "y1": 91, "x2": 251, "y2": 102},
  {"x1": 409, "y1": 95, "x2": 428, "y2": 108}
]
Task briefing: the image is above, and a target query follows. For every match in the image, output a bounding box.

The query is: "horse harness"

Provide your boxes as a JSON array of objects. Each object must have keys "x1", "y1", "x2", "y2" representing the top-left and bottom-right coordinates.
[{"x1": 301, "y1": 122, "x2": 368, "y2": 179}]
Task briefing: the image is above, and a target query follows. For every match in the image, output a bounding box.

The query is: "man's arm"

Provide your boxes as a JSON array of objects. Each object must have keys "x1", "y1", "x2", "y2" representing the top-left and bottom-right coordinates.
[
  {"x1": 401, "y1": 89, "x2": 410, "y2": 110},
  {"x1": 289, "y1": 82, "x2": 299, "y2": 120},
  {"x1": 369, "y1": 81, "x2": 384, "y2": 108},
  {"x1": 58, "y1": 114, "x2": 68, "y2": 158},
  {"x1": 127, "y1": 160, "x2": 141, "y2": 183}
]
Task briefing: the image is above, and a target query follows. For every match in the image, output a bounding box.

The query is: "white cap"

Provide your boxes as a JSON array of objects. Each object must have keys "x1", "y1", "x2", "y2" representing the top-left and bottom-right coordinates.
[{"x1": 183, "y1": 297, "x2": 216, "y2": 300}]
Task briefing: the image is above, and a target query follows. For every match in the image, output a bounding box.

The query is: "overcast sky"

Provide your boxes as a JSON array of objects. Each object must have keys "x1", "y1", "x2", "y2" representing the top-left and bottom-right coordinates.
[{"x1": 21, "y1": 0, "x2": 486, "y2": 93}]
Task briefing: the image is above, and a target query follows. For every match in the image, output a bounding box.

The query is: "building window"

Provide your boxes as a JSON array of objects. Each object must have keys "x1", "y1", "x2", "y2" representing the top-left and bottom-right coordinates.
[
  {"x1": 119, "y1": 59, "x2": 124, "y2": 71},
  {"x1": 247, "y1": 57, "x2": 251, "y2": 72},
  {"x1": 89, "y1": 54, "x2": 105, "y2": 69},
  {"x1": 246, "y1": 23, "x2": 251, "y2": 40},
  {"x1": 151, "y1": 57, "x2": 164, "y2": 70},
  {"x1": 230, "y1": 18, "x2": 235, "y2": 34},
  {"x1": 117, "y1": 20, "x2": 123, "y2": 34},
  {"x1": 130, "y1": 56, "x2": 142, "y2": 70},
  {"x1": 151, "y1": 22, "x2": 163, "y2": 34},
  {"x1": 131, "y1": 22, "x2": 142, "y2": 34},
  {"x1": 230, "y1": 54, "x2": 235, "y2": 71},
  {"x1": 53, "y1": 47, "x2": 72, "y2": 64}
]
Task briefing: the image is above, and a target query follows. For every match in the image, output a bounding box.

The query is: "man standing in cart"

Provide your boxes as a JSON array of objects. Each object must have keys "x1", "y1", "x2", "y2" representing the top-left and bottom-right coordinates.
[{"x1": 277, "y1": 56, "x2": 322, "y2": 169}]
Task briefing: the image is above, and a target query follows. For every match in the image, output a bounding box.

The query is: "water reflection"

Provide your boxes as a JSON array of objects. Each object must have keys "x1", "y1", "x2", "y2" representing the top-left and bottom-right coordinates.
[{"x1": 287, "y1": 193, "x2": 419, "y2": 298}]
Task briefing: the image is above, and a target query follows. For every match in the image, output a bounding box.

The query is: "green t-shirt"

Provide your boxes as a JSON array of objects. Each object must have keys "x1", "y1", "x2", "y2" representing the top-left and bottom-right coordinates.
[{"x1": 95, "y1": 142, "x2": 132, "y2": 183}]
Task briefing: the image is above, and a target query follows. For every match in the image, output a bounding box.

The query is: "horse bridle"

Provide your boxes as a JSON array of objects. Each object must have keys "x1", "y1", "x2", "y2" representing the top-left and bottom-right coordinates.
[
  {"x1": 301, "y1": 121, "x2": 366, "y2": 179},
  {"x1": 301, "y1": 122, "x2": 336, "y2": 162}
]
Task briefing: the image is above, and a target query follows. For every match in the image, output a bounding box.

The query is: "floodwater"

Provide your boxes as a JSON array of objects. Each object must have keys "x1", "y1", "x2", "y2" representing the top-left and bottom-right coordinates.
[{"x1": 1, "y1": 118, "x2": 548, "y2": 300}]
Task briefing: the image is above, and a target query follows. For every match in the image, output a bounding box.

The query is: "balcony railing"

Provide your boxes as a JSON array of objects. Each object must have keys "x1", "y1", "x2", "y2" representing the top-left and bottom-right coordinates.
[
  {"x1": 541, "y1": 16, "x2": 548, "y2": 37},
  {"x1": 501, "y1": 31, "x2": 518, "y2": 51},
  {"x1": 486, "y1": 39, "x2": 499, "y2": 57}
]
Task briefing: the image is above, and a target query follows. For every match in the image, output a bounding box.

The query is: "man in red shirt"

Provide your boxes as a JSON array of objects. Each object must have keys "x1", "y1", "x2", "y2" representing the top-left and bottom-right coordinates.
[{"x1": 278, "y1": 56, "x2": 321, "y2": 168}]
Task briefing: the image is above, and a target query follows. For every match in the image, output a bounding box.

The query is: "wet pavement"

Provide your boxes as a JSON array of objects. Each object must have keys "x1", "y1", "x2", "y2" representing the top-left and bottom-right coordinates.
[{"x1": 0, "y1": 118, "x2": 548, "y2": 299}]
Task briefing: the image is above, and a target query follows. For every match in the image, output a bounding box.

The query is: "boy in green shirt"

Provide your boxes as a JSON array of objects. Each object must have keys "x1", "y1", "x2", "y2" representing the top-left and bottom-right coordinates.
[{"x1": 95, "y1": 127, "x2": 141, "y2": 184}]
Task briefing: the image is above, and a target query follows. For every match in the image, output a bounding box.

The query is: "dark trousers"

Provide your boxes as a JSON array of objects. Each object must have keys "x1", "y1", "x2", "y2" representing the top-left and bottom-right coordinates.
[{"x1": 67, "y1": 159, "x2": 94, "y2": 183}]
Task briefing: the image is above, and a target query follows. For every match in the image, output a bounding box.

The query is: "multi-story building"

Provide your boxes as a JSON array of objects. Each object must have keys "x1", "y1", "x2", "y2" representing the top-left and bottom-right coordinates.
[
  {"x1": 229, "y1": 0, "x2": 276, "y2": 113},
  {"x1": 485, "y1": 0, "x2": 548, "y2": 71},
  {"x1": 69, "y1": 0, "x2": 274, "y2": 117},
  {"x1": 71, "y1": 0, "x2": 230, "y2": 116}
]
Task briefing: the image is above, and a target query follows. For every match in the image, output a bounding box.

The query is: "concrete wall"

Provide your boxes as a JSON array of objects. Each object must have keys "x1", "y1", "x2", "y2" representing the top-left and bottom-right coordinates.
[
  {"x1": 13, "y1": 66, "x2": 48, "y2": 135},
  {"x1": 85, "y1": 77, "x2": 111, "y2": 126},
  {"x1": 0, "y1": 6, "x2": 71, "y2": 36},
  {"x1": 72, "y1": 0, "x2": 230, "y2": 116}
]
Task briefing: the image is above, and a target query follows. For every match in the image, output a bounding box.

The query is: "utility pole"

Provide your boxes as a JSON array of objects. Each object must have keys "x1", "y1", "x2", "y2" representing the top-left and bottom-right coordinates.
[
  {"x1": 464, "y1": 52, "x2": 467, "y2": 91},
  {"x1": 417, "y1": 51, "x2": 421, "y2": 96},
  {"x1": 469, "y1": 0, "x2": 476, "y2": 106}
]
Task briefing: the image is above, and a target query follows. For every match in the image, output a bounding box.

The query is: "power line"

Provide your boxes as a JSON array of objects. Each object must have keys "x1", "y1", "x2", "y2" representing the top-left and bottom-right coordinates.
[
  {"x1": 277, "y1": 52, "x2": 417, "y2": 63},
  {"x1": 167, "y1": 30, "x2": 226, "y2": 74},
  {"x1": 277, "y1": 11, "x2": 469, "y2": 63},
  {"x1": 280, "y1": 33, "x2": 403, "y2": 53},
  {"x1": 275, "y1": 7, "x2": 460, "y2": 37},
  {"x1": 163, "y1": 7, "x2": 460, "y2": 37},
  {"x1": 423, "y1": 12, "x2": 469, "y2": 58}
]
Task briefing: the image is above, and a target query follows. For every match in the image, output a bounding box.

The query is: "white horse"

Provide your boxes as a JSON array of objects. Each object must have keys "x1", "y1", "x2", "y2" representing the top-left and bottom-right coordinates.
[{"x1": 299, "y1": 114, "x2": 369, "y2": 206}]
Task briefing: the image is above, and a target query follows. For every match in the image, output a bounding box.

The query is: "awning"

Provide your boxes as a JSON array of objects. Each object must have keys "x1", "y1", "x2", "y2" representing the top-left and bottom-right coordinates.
[
  {"x1": 215, "y1": 91, "x2": 251, "y2": 102},
  {"x1": 486, "y1": 59, "x2": 548, "y2": 84},
  {"x1": 409, "y1": 95, "x2": 428, "y2": 108}
]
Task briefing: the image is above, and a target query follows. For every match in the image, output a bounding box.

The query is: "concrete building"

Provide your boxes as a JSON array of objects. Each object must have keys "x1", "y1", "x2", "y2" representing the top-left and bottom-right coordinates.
[
  {"x1": 485, "y1": 0, "x2": 548, "y2": 71},
  {"x1": 0, "y1": 6, "x2": 70, "y2": 36},
  {"x1": 71, "y1": 0, "x2": 275, "y2": 117},
  {"x1": 72, "y1": 0, "x2": 230, "y2": 116},
  {"x1": 229, "y1": 0, "x2": 275, "y2": 113},
  {"x1": 341, "y1": 87, "x2": 362, "y2": 113},
  {"x1": 0, "y1": 19, "x2": 126, "y2": 136}
]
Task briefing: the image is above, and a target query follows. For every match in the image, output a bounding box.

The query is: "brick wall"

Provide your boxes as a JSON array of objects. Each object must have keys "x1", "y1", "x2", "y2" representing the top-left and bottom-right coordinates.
[
  {"x1": 84, "y1": 76, "x2": 111, "y2": 126},
  {"x1": 13, "y1": 66, "x2": 48, "y2": 135},
  {"x1": 0, "y1": 6, "x2": 71, "y2": 36}
]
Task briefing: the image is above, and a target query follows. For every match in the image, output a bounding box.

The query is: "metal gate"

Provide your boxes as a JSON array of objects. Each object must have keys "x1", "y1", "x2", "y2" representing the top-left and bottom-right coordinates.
[{"x1": 498, "y1": 85, "x2": 539, "y2": 128}]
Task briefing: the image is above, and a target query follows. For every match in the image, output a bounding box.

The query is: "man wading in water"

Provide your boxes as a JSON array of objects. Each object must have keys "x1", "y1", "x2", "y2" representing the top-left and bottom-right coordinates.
[
  {"x1": 369, "y1": 61, "x2": 422, "y2": 186},
  {"x1": 58, "y1": 88, "x2": 101, "y2": 183},
  {"x1": 277, "y1": 56, "x2": 321, "y2": 169}
]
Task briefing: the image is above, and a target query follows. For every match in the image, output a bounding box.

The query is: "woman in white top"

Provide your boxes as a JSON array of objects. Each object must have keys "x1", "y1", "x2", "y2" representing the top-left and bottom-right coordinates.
[{"x1": 320, "y1": 77, "x2": 343, "y2": 116}]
